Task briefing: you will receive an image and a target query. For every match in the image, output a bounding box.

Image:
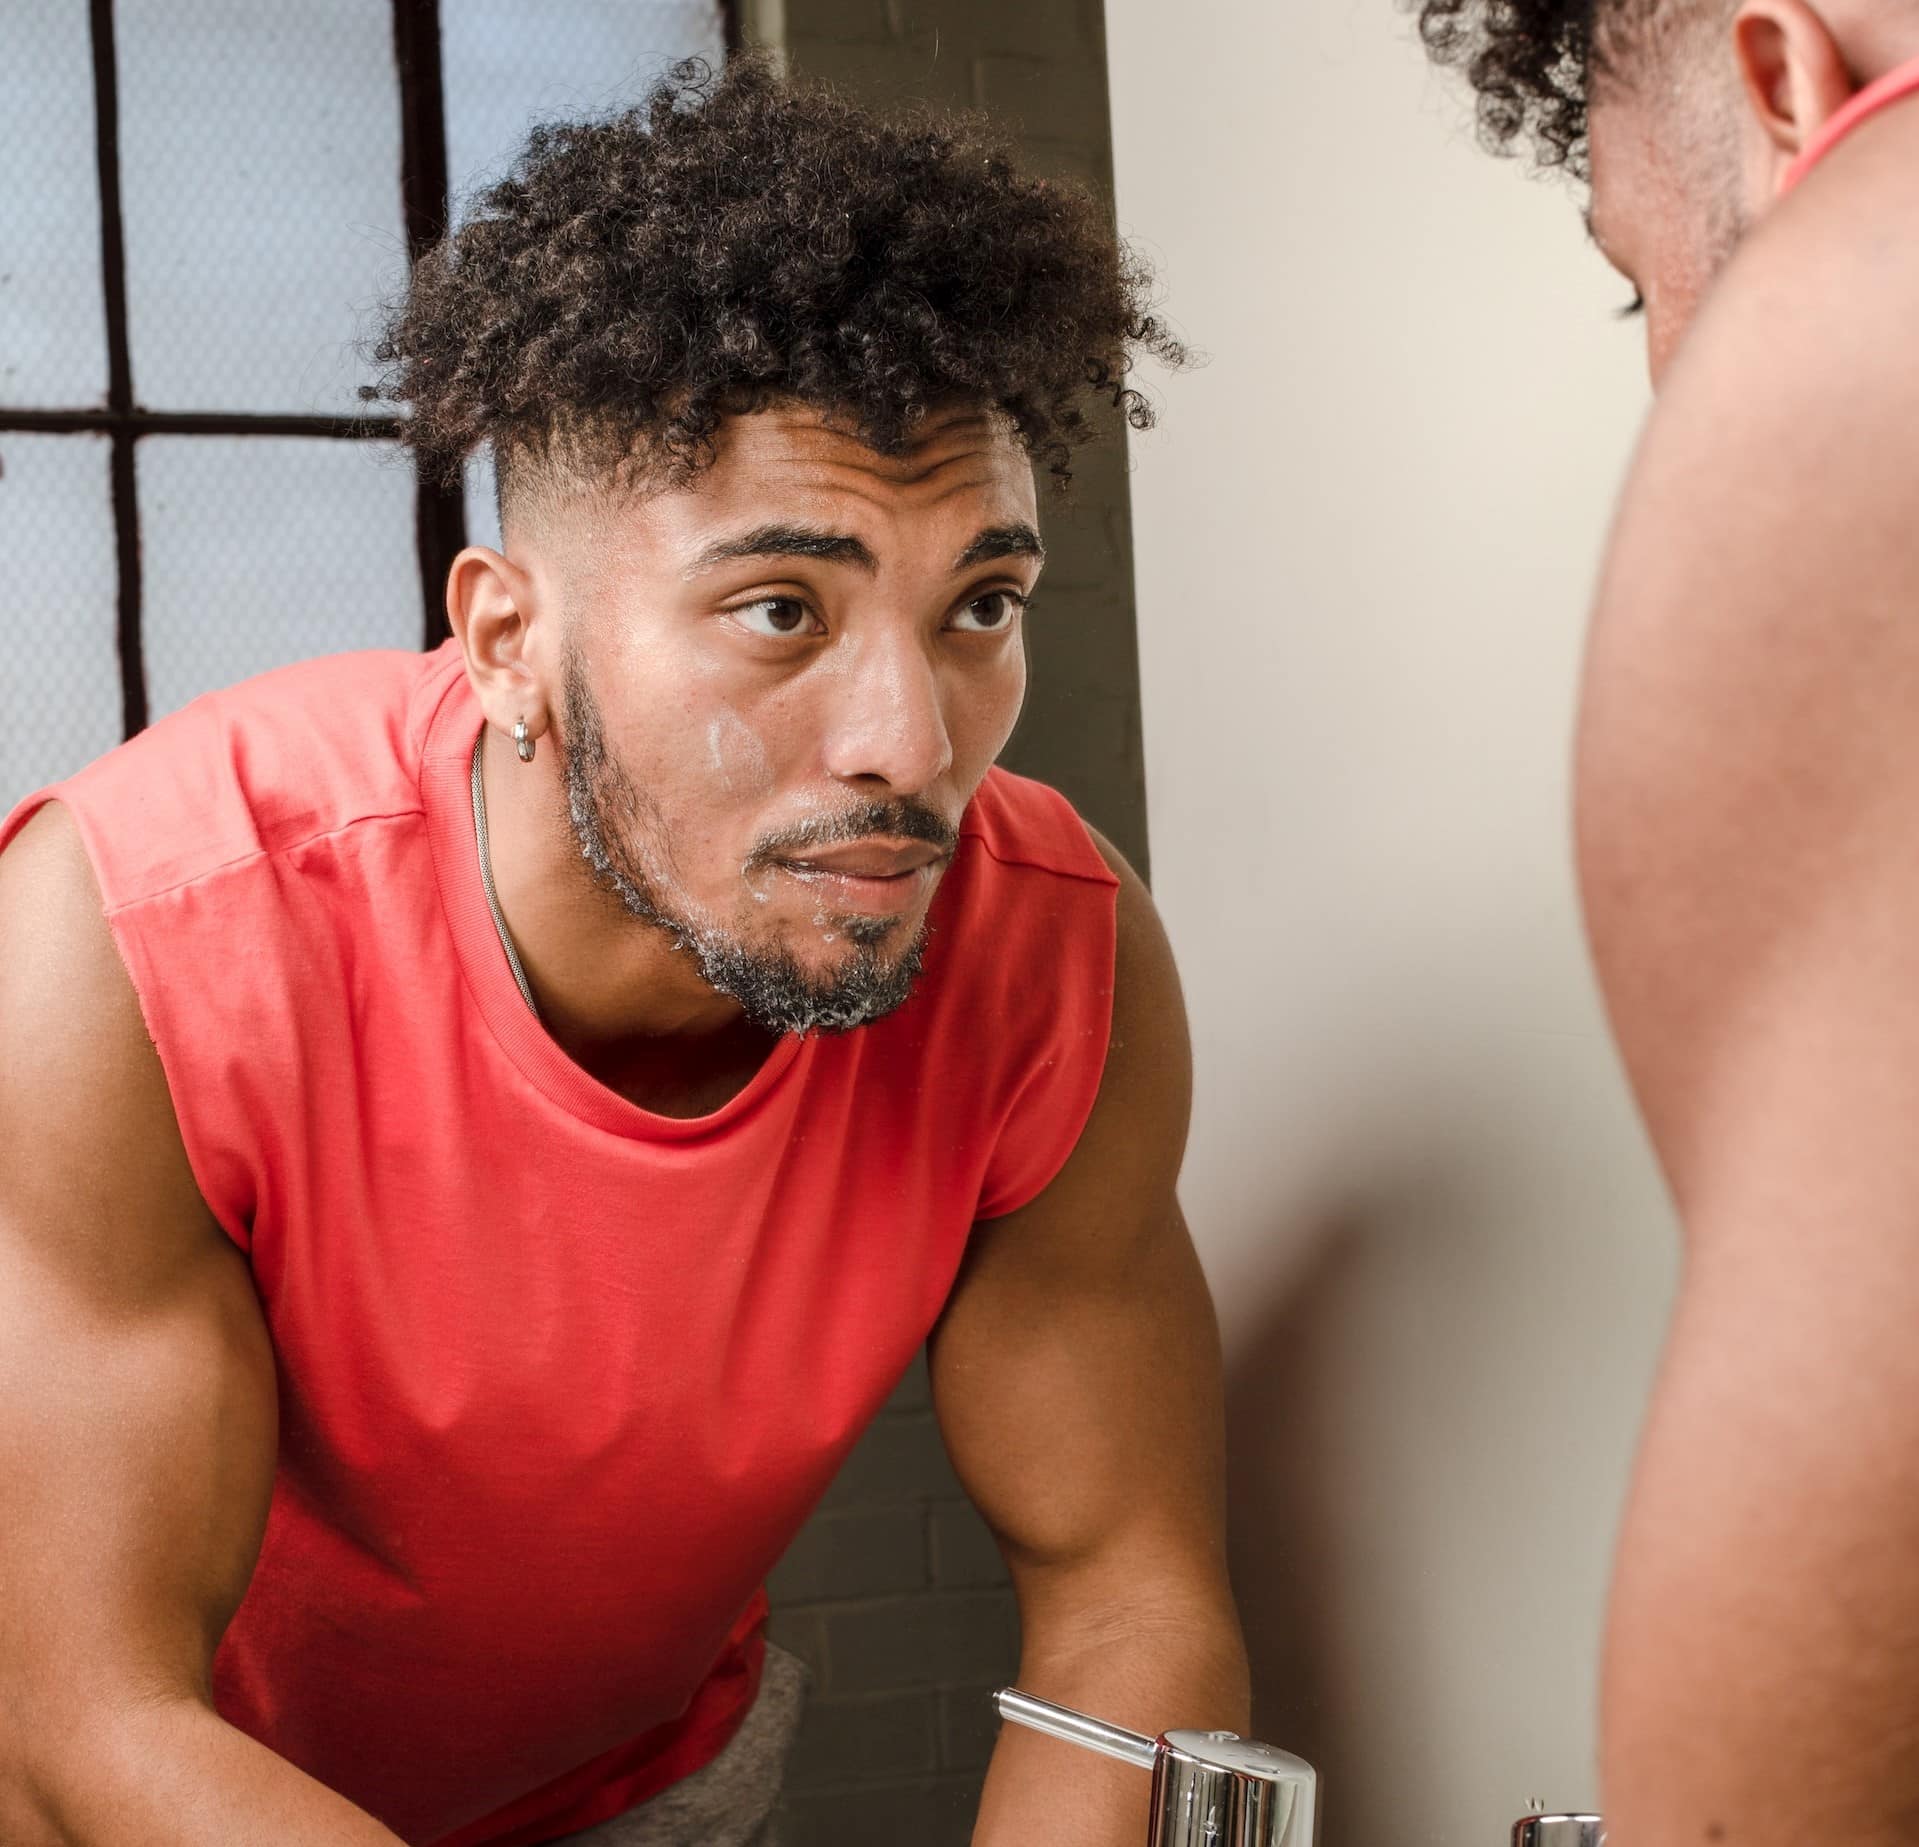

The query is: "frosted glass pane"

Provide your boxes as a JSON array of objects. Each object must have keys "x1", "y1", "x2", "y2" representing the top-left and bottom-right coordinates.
[
  {"x1": 117, "y1": 0, "x2": 406, "y2": 415},
  {"x1": 0, "y1": 5, "x2": 109, "y2": 407},
  {"x1": 0, "y1": 436, "x2": 122, "y2": 806},
  {"x1": 441, "y1": 0, "x2": 727, "y2": 212},
  {"x1": 140, "y1": 437, "x2": 421, "y2": 717}
]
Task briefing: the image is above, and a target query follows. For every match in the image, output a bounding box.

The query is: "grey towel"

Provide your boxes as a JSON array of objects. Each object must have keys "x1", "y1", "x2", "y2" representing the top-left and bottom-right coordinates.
[{"x1": 542, "y1": 1644, "x2": 811, "y2": 1847}]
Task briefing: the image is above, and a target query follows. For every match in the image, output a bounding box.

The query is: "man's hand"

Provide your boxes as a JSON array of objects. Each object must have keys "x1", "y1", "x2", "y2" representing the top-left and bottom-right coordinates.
[
  {"x1": 930, "y1": 832, "x2": 1249, "y2": 1847},
  {"x1": 1577, "y1": 99, "x2": 1919, "y2": 1846},
  {"x1": 0, "y1": 803, "x2": 403, "y2": 1845}
]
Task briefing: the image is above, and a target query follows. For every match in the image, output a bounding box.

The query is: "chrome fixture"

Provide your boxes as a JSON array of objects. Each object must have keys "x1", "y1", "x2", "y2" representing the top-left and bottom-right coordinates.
[
  {"x1": 992, "y1": 1686, "x2": 1317, "y2": 1847},
  {"x1": 1512, "y1": 1814, "x2": 1605, "y2": 1846}
]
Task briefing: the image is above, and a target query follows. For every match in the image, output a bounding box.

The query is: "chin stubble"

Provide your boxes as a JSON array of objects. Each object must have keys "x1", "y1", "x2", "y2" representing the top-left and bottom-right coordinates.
[{"x1": 555, "y1": 646, "x2": 933, "y2": 1036}]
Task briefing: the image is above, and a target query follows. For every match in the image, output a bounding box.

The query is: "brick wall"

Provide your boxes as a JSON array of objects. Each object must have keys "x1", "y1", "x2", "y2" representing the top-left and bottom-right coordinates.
[
  {"x1": 765, "y1": 1352, "x2": 1020, "y2": 1846},
  {"x1": 738, "y1": 4, "x2": 1145, "y2": 1840}
]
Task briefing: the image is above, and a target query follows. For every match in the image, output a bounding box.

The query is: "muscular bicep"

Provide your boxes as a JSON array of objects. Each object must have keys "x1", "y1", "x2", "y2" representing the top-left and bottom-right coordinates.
[
  {"x1": 0, "y1": 804, "x2": 276, "y2": 1730},
  {"x1": 929, "y1": 838, "x2": 1229, "y2": 1594}
]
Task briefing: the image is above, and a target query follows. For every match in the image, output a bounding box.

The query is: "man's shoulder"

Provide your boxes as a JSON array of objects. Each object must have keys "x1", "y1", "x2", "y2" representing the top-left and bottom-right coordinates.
[
  {"x1": 24, "y1": 645, "x2": 457, "y2": 912},
  {"x1": 1602, "y1": 113, "x2": 1919, "y2": 658},
  {"x1": 1581, "y1": 106, "x2": 1919, "y2": 1139},
  {"x1": 1671, "y1": 101, "x2": 1919, "y2": 433}
]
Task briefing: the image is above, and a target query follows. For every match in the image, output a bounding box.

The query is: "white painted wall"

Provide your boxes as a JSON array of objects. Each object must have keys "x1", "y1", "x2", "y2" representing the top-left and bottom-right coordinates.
[{"x1": 1104, "y1": 5, "x2": 1675, "y2": 1839}]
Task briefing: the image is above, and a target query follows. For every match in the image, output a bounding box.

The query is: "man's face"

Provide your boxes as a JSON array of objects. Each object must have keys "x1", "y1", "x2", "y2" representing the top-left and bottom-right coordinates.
[
  {"x1": 1587, "y1": 68, "x2": 1751, "y2": 386},
  {"x1": 532, "y1": 404, "x2": 1040, "y2": 1036}
]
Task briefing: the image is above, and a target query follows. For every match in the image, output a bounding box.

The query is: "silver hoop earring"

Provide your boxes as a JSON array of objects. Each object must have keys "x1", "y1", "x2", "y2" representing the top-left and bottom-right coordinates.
[{"x1": 513, "y1": 718, "x2": 535, "y2": 764}]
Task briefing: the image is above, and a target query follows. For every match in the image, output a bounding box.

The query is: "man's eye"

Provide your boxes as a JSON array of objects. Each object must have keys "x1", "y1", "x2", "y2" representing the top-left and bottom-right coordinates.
[
  {"x1": 734, "y1": 598, "x2": 817, "y2": 638},
  {"x1": 949, "y1": 591, "x2": 1028, "y2": 634},
  {"x1": 1615, "y1": 291, "x2": 1647, "y2": 320}
]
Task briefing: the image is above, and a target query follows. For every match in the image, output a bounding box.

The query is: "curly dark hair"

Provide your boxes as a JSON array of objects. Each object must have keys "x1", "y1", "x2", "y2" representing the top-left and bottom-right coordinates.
[
  {"x1": 364, "y1": 54, "x2": 1182, "y2": 497},
  {"x1": 1416, "y1": 0, "x2": 1643, "y2": 175}
]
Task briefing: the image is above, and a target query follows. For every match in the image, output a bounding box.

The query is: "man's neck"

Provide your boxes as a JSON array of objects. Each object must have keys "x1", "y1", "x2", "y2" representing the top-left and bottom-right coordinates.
[{"x1": 476, "y1": 723, "x2": 779, "y2": 1115}]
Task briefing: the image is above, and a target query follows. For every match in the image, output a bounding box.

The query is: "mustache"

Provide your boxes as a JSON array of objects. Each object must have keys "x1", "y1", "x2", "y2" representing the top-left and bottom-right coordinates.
[{"x1": 747, "y1": 799, "x2": 960, "y2": 869}]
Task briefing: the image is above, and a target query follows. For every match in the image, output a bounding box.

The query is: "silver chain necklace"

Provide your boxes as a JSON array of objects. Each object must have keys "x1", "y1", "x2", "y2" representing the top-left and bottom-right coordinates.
[{"x1": 470, "y1": 731, "x2": 541, "y2": 1017}]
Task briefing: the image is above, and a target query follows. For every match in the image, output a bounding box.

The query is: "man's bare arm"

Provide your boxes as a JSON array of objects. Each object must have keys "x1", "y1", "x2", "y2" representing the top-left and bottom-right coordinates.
[
  {"x1": 0, "y1": 803, "x2": 402, "y2": 1845},
  {"x1": 931, "y1": 835, "x2": 1249, "y2": 1847},
  {"x1": 1577, "y1": 107, "x2": 1919, "y2": 1846}
]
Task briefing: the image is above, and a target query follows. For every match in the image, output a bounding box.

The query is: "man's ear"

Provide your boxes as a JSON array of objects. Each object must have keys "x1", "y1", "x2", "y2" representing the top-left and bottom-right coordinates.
[
  {"x1": 446, "y1": 546, "x2": 552, "y2": 745},
  {"x1": 1732, "y1": 0, "x2": 1855, "y2": 180}
]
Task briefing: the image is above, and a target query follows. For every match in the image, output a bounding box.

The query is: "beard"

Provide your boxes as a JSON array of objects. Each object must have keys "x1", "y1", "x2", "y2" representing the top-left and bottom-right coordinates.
[{"x1": 555, "y1": 645, "x2": 951, "y2": 1037}]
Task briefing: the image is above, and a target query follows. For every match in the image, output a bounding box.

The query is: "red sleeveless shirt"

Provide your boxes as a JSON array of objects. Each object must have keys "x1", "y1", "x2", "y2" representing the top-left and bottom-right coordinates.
[{"x1": 0, "y1": 642, "x2": 1118, "y2": 1846}]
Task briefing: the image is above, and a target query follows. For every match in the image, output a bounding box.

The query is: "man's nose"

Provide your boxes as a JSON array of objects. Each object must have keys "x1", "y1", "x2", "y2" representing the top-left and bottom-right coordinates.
[{"x1": 819, "y1": 630, "x2": 955, "y2": 794}]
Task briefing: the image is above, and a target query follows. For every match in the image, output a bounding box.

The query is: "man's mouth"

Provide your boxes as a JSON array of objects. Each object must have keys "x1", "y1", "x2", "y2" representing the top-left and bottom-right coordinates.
[{"x1": 768, "y1": 839, "x2": 948, "y2": 917}]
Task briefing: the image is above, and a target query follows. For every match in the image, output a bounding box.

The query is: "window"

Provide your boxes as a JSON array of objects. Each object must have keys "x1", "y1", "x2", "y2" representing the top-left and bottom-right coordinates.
[{"x1": 2, "y1": 0, "x2": 734, "y2": 808}]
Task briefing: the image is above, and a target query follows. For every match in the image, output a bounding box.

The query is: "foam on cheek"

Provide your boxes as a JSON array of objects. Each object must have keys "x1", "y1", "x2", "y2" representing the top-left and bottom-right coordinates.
[
  {"x1": 706, "y1": 708, "x2": 774, "y2": 802},
  {"x1": 701, "y1": 709, "x2": 781, "y2": 904}
]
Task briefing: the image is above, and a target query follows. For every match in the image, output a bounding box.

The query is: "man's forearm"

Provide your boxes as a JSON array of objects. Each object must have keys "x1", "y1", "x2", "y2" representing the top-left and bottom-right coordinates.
[
  {"x1": 12, "y1": 1696, "x2": 403, "y2": 1847},
  {"x1": 971, "y1": 1609, "x2": 1251, "y2": 1847}
]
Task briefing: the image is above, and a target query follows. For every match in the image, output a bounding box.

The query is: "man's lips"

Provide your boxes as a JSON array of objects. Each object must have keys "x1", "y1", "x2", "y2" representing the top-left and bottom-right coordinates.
[
  {"x1": 772, "y1": 839, "x2": 946, "y2": 879},
  {"x1": 764, "y1": 838, "x2": 950, "y2": 918}
]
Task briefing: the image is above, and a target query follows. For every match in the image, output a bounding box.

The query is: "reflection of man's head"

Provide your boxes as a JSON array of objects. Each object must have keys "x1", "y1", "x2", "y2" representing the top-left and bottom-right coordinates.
[
  {"x1": 1417, "y1": 0, "x2": 1873, "y2": 383},
  {"x1": 372, "y1": 57, "x2": 1180, "y2": 1034}
]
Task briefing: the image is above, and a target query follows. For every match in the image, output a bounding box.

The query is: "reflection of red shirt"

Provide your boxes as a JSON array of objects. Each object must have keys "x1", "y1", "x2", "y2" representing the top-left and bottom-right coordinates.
[{"x1": 1, "y1": 642, "x2": 1117, "y2": 1846}]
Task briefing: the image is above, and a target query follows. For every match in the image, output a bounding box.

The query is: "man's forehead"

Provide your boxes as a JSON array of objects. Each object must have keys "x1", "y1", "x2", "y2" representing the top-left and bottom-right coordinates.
[
  {"x1": 709, "y1": 402, "x2": 1030, "y2": 488},
  {"x1": 527, "y1": 403, "x2": 1040, "y2": 574},
  {"x1": 652, "y1": 403, "x2": 1039, "y2": 542}
]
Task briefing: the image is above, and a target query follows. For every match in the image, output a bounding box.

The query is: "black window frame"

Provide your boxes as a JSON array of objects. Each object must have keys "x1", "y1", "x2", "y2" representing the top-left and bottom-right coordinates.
[{"x1": 3, "y1": 0, "x2": 742, "y2": 741}]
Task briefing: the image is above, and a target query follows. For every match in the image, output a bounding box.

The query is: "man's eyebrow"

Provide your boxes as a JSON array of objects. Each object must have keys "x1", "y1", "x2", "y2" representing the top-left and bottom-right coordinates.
[
  {"x1": 686, "y1": 524, "x2": 879, "y2": 577},
  {"x1": 954, "y1": 523, "x2": 1045, "y2": 572}
]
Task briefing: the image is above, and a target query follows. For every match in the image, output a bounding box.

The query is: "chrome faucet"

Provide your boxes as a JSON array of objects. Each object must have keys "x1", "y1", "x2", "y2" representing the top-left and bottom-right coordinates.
[
  {"x1": 992, "y1": 1687, "x2": 1317, "y2": 1846},
  {"x1": 1511, "y1": 1817, "x2": 1605, "y2": 1846}
]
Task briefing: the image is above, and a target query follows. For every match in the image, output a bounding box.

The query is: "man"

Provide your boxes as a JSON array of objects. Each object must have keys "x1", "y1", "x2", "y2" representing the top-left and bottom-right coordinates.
[
  {"x1": 1418, "y1": 1, "x2": 1919, "y2": 1840},
  {"x1": 0, "y1": 59, "x2": 1243, "y2": 1847}
]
